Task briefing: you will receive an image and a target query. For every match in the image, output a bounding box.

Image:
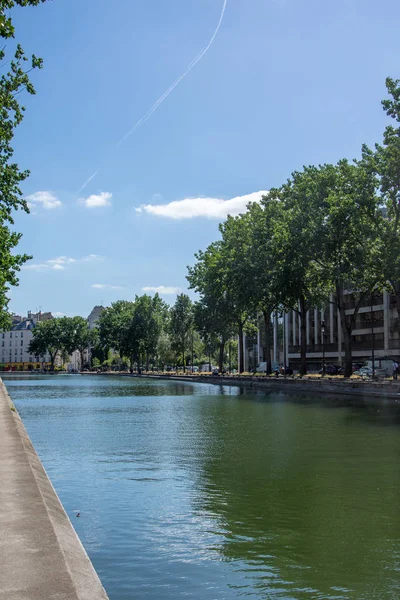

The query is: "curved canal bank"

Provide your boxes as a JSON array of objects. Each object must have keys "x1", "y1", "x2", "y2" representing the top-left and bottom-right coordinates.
[{"x1": 0, "y1": 378, "x2": 109, "y2": 600}]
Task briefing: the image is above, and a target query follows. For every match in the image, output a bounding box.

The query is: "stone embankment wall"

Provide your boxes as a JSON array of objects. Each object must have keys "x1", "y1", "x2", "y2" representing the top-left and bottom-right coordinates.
[
  {"x1": 0, "y1": 378, "x2": 109, "y2": 600},
  {"x1": 89, "y1": 371, "x2": 400, "y2": 401}
]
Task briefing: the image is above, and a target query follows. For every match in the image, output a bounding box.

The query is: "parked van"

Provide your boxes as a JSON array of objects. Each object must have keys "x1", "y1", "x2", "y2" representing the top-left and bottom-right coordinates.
[{"x1": 363, "y1": 358, "x2": 395, "y2": 377}]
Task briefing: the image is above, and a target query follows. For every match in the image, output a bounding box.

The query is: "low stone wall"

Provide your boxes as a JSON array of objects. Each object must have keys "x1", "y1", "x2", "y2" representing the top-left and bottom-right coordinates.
[{"x1": 0, "y1": 379, "x2": 109, "y2": 600}]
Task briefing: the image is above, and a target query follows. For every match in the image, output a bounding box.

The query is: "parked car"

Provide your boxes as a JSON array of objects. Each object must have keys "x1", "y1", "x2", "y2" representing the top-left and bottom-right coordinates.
[
  {"x1": 318, "y1": 364, "x2": 343, "y2": 375},
  {"x1": 353, "y1": 366, "x2": 374, "y2": 377}
]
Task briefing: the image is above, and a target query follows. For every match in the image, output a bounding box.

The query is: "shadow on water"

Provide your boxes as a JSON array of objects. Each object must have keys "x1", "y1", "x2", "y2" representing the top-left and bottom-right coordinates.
[{"x1": 188, "y1": 393, "x2": 400, "y2": 599}]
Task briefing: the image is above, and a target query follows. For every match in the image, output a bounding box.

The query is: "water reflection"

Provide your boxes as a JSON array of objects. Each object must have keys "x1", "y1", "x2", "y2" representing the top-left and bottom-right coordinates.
[{"x1": 5, "y1": 375, "x2": 400, "y2": 600}]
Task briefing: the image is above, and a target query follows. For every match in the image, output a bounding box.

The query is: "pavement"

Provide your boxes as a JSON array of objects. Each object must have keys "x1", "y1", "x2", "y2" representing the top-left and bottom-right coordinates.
[{"x1": 0, "y1": 379, "x2": 109, "y2": 600}]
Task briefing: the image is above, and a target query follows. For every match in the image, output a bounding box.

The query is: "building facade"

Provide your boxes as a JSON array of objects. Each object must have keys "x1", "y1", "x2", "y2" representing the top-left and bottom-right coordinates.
[
  {"x1": 242, "y1": 290, "x2": 400, "y2": 372},
  {"x1": 0, "y1": 311, "x2": 53, "y2": 371}
]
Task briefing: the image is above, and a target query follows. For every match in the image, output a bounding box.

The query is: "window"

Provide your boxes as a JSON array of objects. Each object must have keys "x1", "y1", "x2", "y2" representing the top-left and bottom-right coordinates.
[
  {"x1": 2, "y1": 342, "x2": 4, "y2": 347},
  {"x1": 21, "y1": 340, "x2": 23, "y2": 346},
  {"x1": 10, "y1": 332, "x2": 12, "y2": 338},
  {"x1": 21, "y1": 332, "x2": 23, "y2": 338}
]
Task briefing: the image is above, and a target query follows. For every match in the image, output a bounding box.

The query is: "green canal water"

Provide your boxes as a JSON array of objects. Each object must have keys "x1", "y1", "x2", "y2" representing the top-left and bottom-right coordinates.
[{"x1": 4, "y1": 374, "x2": 400, "y2": 599}]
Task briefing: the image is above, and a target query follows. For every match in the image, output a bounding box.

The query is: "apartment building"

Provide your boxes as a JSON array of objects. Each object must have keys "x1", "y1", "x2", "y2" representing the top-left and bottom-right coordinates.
[{"x1": 0, "y1": 311, "x2": 53, "y2": 371}]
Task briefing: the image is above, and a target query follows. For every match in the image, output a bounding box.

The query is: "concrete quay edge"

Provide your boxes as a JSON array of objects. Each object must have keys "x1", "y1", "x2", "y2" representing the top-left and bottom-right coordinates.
[{"x1": 0, "y1": 378, "x2": 109, "y2": 600}]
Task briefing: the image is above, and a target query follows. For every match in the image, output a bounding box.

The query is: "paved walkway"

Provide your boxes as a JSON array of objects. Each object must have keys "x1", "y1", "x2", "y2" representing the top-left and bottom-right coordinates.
[{"x1": 0, "y1": 380, "x2": 109, "y2": 600}]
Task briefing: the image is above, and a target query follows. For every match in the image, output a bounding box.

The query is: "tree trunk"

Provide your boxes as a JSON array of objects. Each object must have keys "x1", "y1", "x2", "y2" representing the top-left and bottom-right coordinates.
[
  {"x1": 50, "y1": 351, "x2": 56, "y2": 371},
  {"x1": 336, "y1": 284, "x2": 353, "y2": 378},
  {"x1": 238, "y1": 322, "x2": 244, "y2": 373},
  {"x1": 263, "y1": 310, "x2": 272, "y2": 374},
  {"x1": 183, "y1": 346, "x2": 185, "y2": 373},
  {"x1": 299, "y1": 296, "x2": 307, "y2": 376},
  {"x1": 146, "y1": 352, "x2": 149, "y2": 372},
  {"x1": 218, "y1": 341, "x2": 225, "y2": 372},
  {"x1": 342, "y1": 324, "x2": 353, "y2": 378}
]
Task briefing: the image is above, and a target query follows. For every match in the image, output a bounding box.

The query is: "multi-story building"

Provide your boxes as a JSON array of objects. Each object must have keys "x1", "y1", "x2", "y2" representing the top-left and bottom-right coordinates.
[
  {"x1": 242, "y1": 291, "x2": 400, "y2": 371},
  {"x1": 0, "y1": 311, "x2": 53, "y2": 371}
]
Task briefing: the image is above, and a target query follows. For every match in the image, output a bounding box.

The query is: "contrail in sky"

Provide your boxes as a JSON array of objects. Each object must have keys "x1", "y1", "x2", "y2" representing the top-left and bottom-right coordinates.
[{"x1": 78, "y1": 0, "x2": 228, "y2": 194}]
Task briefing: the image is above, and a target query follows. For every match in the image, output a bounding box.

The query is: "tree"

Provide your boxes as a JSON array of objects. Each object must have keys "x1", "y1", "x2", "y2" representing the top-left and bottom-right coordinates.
[
  {"x1": 193, "y1": 298, "x2": 235, "y2": 372},
  {"x1": 28, "y1": 318, "x2": 62, "y2": 370},
  {"x1": 0, "y1": 1, "x2": 45, "y2": 326},
  {"x1": 132, "y1": 294, "x2": 169, "y2": 370},
  {"x1": 169, "y1": 294, "x2": 193, "y2": 372},
  {"x1": 97, "y1": 300, "x2": 135, "y2": 359},
  {"x1": 374, "y1": 78, "x2": 400, "y2": 319},
  {"x1": 188, "y1": 240, "x2": 250, "y2": 373},
  {"x1": 219, "y1": 201, "x2": 282, "y2": 374},
  {"x1": 60, "y1": 316, "x2": 97, "y2": 370}
]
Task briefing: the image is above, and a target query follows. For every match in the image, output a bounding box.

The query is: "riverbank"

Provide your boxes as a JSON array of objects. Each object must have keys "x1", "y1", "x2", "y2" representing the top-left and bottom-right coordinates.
[
  {"x1": 81, "y1": 371, "x2": 400, "y2": 401},
  {"x1": 0, "y1": 378, "x2": 109, "y2": 600}
]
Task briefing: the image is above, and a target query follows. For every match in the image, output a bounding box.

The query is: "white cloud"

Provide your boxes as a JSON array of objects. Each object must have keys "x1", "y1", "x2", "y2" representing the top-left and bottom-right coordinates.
[
  {"x1": 47, "y1": 256, "x2": 76, "y2": 266},
  {"x1": 135, "y1": 191, "x2": 268, "y2": 220},
  {"x1": 80, "y1": 191, "x2": 112, "y2": 208},
  {"x1": 21, "y1": 263, "x2": 49, "y2": 271},
  {"x1": 22, "y1": 254, "x2": 102, "y2": 272},
  {"x1": 52, "y1": 311, "x2": 66, "y2": 318},
  {"x1": 25, "y1": 191, "x2": 62, "y2": 210},
  {"x1": 91, "y1": 284, "x2": 123, "y2": 290},
  {"x1": 83, "y1": 254, "x2": 102, "y2": 262},
  {"x1": 142, "y1": 286, "x2": 181, "y2": 295}
]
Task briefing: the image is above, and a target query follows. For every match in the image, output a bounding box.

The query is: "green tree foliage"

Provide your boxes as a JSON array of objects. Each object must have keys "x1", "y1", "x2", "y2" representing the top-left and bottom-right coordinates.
[
  {"x1": 169, "y1": 294, "x2": 193, "y2": 372},
  {"x1": 28, "y1": 318, "x2": 62, "y2": 370},
  {"x1": 98, "y1": 300, "x2": 135, "y2": 358},
  {"x1": 374, "y1": 78, "x2": 400, "y2": 315},
  {"x1": 97, "y1": 296, "x2": 169, "y2": 373},
  {"x1": 187, "y1": 240, "x2": 250, "y2": 372},
  {"x1": 60, "y1": 316, "x2": 97, "y2": 369},
  {"x1": 0, "y1": 1, "x2": 45, "y2": 327}
]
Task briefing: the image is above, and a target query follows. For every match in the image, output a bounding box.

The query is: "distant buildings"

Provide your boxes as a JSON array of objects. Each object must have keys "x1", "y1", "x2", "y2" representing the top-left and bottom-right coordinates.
[
  {"x1": 0, "y1": 311, "x2": 53, "y2": 371},
  {"x1": 1, "y1": 306, "x2": 105, "y2": 372},
  {"x1": 242, "y1": 290, "x2": 400, "y2": 371}
]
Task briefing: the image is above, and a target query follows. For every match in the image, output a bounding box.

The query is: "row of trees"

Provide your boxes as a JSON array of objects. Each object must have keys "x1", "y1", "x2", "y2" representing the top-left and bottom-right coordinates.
[
  {"x1": 28, "y1": 294, "x2": 238, "y2": 373},
  {"x1": 28, "y1": 316, "x2": 97, "y2": 370},
  {"x1": 187, "y1": 77, "x2": 400, "y2": 378},
  {"x1": 96, "y1": 293, "x2": 236, "y2": 373}
]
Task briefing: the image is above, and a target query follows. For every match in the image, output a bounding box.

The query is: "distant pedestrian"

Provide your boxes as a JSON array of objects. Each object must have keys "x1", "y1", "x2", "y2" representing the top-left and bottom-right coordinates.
[{"x1": 393, "y1": 361, "x2": 399, "y2": 380}]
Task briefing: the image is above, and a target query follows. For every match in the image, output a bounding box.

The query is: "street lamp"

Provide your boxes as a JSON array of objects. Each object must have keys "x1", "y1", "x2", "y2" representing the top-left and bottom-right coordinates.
[
  {"x1": 321, "y1": 320, "x2": 326, "y2": 376},
  {"x1": 191, "y1": 332, "x2": 194, "y2": 373}
]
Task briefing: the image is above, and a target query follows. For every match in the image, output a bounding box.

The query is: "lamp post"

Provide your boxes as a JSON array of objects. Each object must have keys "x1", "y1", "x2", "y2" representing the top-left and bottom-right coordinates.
[
  {"x1": 229, "y1": 341, "x2": 232, "y2": 374},
  {"x1": 371, "y1": 293, "x2": 375, "y2": 380},
  {"x1": 191, "y1": 332, "x2": 194, "y2": 373},
  {"x1": 321, "y1": 320, "x2": 326, "y2": 376}
]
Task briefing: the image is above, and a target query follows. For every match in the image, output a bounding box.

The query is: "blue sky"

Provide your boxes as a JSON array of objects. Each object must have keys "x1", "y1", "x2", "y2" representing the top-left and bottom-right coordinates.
[{"x1": 9, "y1": 0, "x2": 400, "y2": 317}]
